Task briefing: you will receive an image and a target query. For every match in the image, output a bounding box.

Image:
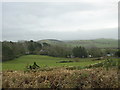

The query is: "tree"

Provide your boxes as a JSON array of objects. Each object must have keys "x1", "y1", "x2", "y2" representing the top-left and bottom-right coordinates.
[
  {"x1": 42, "y1": 42, "x2": 50, "y2": 47},
  {"x1": 88, "y1": 47, "x2": 103, "y2": 57},
  {"x1": 2, "y1": 41, "x2": 26, "y2": 61},
  {"x1": 115, "y1": 50, "x2": 120, "y2": 57},
  {"x1": 72, "y1": 46, "x2": 88, "y2": 58},
  {"x1": 40, "y1": 45, "x2": 72, "y2": 57},
  {"x1": 2, "y1": 44, "x2": 14, "y2": 61},
  {"x1": 27, "y1": 40, "x2": 35, "y2": 54}
]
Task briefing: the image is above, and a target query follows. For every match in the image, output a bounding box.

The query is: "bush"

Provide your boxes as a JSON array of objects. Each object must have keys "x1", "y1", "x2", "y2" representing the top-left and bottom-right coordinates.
[
  {"x1": 25, "y1": 62, "x2": 40, "y2": 72},
  {"x1": 57, "y1": 60, "x2": 73, "y2": 63}
]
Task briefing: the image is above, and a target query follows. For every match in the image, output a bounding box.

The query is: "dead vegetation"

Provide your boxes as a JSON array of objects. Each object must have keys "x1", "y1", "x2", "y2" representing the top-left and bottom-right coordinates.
[{"x1": 2, "y1": 67, "x2": 119, "y2": 89}]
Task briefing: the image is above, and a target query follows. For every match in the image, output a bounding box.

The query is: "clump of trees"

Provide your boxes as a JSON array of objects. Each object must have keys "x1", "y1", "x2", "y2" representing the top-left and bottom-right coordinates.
[
  {"x1": 2, "y1": 40, "x2": 118, "y2": 61},
  {"x1": 40, "y1": 45, "x2": 72, "y2": 58},
  {"x1": 2, "y1": 40, "x2": 42, "y2": 61},
  {"x1": 88, "y1": 47, "x2": 103, "y2": 57},
  {"x1": 2, "y1": 41, "x2": 26, "y2": 61},
  {"x1": 72, "y1": 46, "x2": 88, "y2": 58},
  {"x1": 115, "y1": 50, "x2": 120, "y2": 57},
  {"x1": 26, "y1": 40, "x2": 42, "y2": 54}
]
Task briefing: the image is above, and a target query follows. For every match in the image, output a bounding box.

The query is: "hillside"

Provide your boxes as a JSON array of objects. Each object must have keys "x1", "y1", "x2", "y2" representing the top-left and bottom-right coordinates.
[
  {"x1": 2, "y1": 55, "x2": 104, "y2": 70},
  {"x1": 38, "y1": 38, "x2": 118, "y2": 48},
  {"x1": 38, "y1": 39, "x2": 67, "y2": 46}
]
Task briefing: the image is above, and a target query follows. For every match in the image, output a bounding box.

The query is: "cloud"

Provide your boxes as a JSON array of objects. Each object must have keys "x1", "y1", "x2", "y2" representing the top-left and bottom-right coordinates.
[
  {"x1": 2, "y1": 1, "x2": 118, "y2": 41},
  {"x1": 3, "y1": 27, "x2": 118, "y2": 41},
  {"x1": 0, "y1": 3, "x2": 2, "y2": 41}
]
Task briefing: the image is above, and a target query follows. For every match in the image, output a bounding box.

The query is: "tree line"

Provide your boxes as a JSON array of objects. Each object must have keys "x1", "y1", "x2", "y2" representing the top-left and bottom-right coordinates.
[{"x1": 2, "y1": 40, "x2": 119, "y2": 61}]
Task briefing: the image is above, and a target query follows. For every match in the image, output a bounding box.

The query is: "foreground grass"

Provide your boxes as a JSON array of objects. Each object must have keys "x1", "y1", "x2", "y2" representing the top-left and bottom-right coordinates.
[
  {"x1": 2, "y1": 67, "x2": 119, "y2": 88},
  {"x1": 2, "y1": 55, "x2": 104, "y2": 71}
]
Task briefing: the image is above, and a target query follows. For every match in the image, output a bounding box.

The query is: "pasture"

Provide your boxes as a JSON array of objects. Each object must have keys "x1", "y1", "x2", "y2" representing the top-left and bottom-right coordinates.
[
  {"x1": 2, "y1": 55, "x2": 119, "y2": 88},
  {"x1": 2, "y1": 55, "x2": 104, "y2": 71}
]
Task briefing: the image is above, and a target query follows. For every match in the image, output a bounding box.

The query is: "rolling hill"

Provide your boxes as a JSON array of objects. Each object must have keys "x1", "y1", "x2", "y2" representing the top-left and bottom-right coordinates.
[{"x1": 38, "y1": 38, "x2": 118, "y2": 48}]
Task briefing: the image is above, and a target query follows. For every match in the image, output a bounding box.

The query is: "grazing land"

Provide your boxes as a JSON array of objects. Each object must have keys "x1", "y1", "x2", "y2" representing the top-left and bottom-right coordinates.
[{"x1": 2, "y1": 55, "x2": 105, "y2": 71}]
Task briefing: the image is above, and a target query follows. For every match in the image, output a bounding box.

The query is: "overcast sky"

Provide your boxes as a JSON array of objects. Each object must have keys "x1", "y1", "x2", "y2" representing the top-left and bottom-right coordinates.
[{"x1": 1, "y1": 0, "x2": 119, "y2": 41}]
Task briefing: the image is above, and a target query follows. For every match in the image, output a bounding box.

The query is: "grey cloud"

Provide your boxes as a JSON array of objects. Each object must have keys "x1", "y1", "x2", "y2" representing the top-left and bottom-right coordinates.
[
  {"x1": 3, "y1": 28, "x2": 118, "y2": 41},
  {"x1": 3, "y1": 2, "x2": 105, "y2": 18},
  {"x1": 2, "y1": 2, "x2": 118, "y2": 41}
]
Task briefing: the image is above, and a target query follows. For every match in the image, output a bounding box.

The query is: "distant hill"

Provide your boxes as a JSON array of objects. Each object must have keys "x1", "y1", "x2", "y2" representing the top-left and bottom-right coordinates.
[
  {"x1": 39, "y1": 39, "x2": 63, "y2": 42},
  {"x1": 37, "y1": 39, "x2": 66, "y2": 46},
  {"x1": 65, "y1": 38, "x2": 118, "y2": 48},
  {"x1": 38, "y1": 38, "x2": 118, "y2": 48}
]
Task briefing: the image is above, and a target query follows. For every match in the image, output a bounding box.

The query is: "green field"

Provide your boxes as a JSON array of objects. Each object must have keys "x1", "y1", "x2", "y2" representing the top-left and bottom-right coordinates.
[{"x1": 2, "y1": 55, "x2": 104, "y2": 71}]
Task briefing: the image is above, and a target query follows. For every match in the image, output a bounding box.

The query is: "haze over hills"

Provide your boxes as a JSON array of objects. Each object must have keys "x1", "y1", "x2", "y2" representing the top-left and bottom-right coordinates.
[
  {"x1": 38, "y1": 38, "x2": 118, "y2": 48},
  {"x1": 3, "y1": 38, "x2": 118, "y2": 48}
]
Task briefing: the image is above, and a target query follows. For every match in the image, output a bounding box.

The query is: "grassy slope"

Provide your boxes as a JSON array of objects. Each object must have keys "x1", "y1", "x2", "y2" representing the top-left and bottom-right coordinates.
[
  {"x1": 65, "y1": 39, "x2": 118, "y2": 48},
  {"x1": 2, "y1": 55, "x2": 103, "y2": 71},
  {"x1": 38, "y1": 38, "x2": 118, "y2": 48}
]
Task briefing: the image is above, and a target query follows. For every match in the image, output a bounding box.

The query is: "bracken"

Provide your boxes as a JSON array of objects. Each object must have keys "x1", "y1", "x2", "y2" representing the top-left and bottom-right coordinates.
[{"x1": 2, "y1": 67, "x2": 119, "y2": 89}]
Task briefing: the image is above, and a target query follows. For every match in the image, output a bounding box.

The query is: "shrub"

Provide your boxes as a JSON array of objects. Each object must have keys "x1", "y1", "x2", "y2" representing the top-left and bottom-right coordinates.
[{"x1": 25, "y1": 62, "x2": 40, "y2": 72}]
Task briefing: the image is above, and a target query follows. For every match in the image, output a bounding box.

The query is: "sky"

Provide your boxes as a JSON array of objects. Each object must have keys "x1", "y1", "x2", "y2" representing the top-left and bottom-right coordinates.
[{"x1": 1, "y1": 0, "x2": 119, "y2": 41}]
